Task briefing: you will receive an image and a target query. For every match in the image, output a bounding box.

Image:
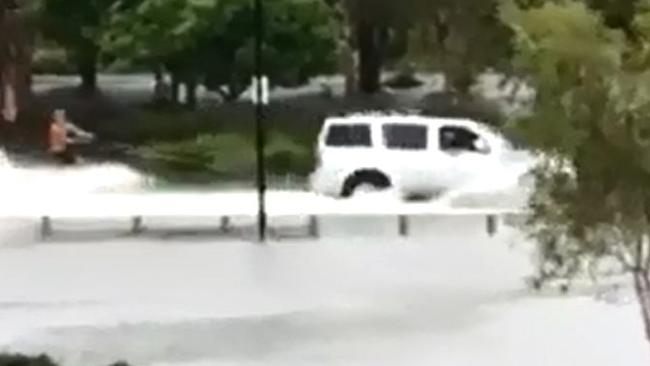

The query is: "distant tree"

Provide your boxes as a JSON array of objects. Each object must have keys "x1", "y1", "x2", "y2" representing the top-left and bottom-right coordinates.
[
  {"x1": 502, "y1": 0, "x2": 650, "y2": 346},
  {"x1": 103, "y1": 0, "x2": 337, "y2": 107},
  {"x1": 587, "y1": 0, "x2": 640, "y2": 38},
  {"x1": 405, "y1": 0, "x2": 514, "y2": 95},
  {"x1": 200, "y1": 0, "x2": 337, "y2": 101},
  {"x1": 102, "y1": 0, "x2": 224, "y2": 107},
  {"x1": 325, "y1": 0, "x2": 412, "y2": 94},
  {"x1": 38, "y1": 0, "x2": 118, "y2": 93},
  {"x1": 323, "y1": 0, "x2": 515, "y2": 96}
]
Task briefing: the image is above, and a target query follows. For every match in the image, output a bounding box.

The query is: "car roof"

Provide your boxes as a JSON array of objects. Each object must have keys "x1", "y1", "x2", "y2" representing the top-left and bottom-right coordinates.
[
  {"x1": 320, "y1": 112, "x2": 510, "y2": 151},
  {"x1": 323, "y1": 113, "x2": 490, "y2": 132}
]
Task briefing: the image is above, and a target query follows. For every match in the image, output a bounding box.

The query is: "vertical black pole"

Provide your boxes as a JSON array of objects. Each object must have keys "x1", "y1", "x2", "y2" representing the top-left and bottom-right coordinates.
[{"x1": 254, "y1": 0, "x2": 267, "y2": 242}]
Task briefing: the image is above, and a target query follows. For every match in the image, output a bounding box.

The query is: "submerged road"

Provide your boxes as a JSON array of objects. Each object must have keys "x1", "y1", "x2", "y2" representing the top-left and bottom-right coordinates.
[{"x1": 0, "y1": 218, "x2": 645, "y2": 366}]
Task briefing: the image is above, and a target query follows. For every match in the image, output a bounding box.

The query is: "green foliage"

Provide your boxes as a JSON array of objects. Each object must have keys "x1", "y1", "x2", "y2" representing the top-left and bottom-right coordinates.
[
  {"x1": 139, "y1": 133, "x2": 253, "y2": 175},
  {"x1": 0, "y1": 354, "x2": 58, "y2": 366},
  {"x1": 102, "y1": 0, "x2": 338, "y2": 99},
  {"x1": 101, "y1": 0, "x2": 229, "y2": 65},
  {"x1": 405, "y1": 0, "x2": 514, "y2": 93},
  {"x1": 258, "y1": 0, "x2": 339, "y2": 86},
  {"x1": 33, "y1": 0, "x2": 336, "y2": 95},
  {"x1": 96, "y1": 110, "x2": 219, "y2": 144},
  {"x1": 502, "y1": 0, "x2": 650, "y2": 286},
  {"x1": 38, "y1": 0, "x2": 116, "y2": 63},
  {"x1": 200, "y1": 0, "x2": 338, "y2": 98},
  {"x1": 138, "y1": 132, "x2": 312, "y2": 180},
  {"x1": 502, "y1": 1, "x2": 625, "y2": 155},
  {"x1": 265, "y1": 131, "x2": 312, "y2": 174}
]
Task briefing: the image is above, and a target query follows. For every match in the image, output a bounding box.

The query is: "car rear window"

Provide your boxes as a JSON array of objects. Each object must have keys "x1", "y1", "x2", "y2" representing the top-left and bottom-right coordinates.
[
  {"x1": 383, "y1": 124, "x2": 428, "y2": 150},
  {"x1": 325, "y1": 124, "x2": 372, "y2": 147}
]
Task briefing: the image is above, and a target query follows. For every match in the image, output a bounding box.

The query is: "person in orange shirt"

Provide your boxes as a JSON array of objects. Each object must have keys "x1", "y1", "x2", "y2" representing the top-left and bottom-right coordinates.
[{"x1": 48, "y1": 109, "x2": 94, "y2": 165}]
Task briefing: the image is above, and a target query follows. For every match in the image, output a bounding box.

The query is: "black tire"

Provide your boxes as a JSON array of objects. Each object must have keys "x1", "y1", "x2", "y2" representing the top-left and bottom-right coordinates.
[{"x1": 340, "y1": 170, "x2": 391, "y2": 198}]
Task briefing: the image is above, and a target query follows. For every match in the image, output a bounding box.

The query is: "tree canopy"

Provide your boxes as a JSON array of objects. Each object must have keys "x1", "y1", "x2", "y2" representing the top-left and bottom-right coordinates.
[
  {"x1": 406, "y1": 0, "x2": 514, "y2": 94},
  {"x1": 38, "y1": 0, "x2": 118, "y2": 91},
  {"x1": 502, "y1": 0, "x2": 650, "y2": 341},
  {"x1": 101, "y1": 0, "x2": 337, "y2": 103}
]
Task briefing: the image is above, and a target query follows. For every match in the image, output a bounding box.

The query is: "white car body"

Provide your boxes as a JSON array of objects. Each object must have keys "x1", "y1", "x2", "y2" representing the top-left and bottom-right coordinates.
[{"x1": 309, "y1": 113, "x2": 524, "y2": 199}]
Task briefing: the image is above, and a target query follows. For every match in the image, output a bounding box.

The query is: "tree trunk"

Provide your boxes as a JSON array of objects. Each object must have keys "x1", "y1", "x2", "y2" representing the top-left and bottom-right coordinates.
[
  {"x1": 0, "y1": 0, "x2": 30, "y2": 126},
  {"x1": 152, "y1": 65, "x2": 170, "y2": 105},
  {"x1": 340, "y1": 41, "x2": 357, "y2": 97},
  {"x1": 338, "y1": 3, "x2": 357, "y2": 97},
  {"x1": 225, "y1": 79, "x2": 244, "y2": 102},
  {"x1": 184, "y1": 76, "x2": 198, "y2": 110},
  {"x1": 356, "y1": 20, "x2": 382, "y2": 94},
  {"x1": 1, "y1": 66, "x2": 17, "y2": 123},
  {"x1": 633, "y1": 270, "x2": 650, "y2": 342},
  {"x1": 391, "y1": 26, "x2": 409, "y2": 59},
  {"x1": 79, "y1": 61, "x2": 96, "y2": 93},
  {"x1": 77, "y1": 45, "x2": 98, "y2": 94},
  {"x1": 171, "y1": 73, "x2": 180, "y2": 105},
  {"x1": 154, "y1": 65, "x2": 163, "y2": 82}
]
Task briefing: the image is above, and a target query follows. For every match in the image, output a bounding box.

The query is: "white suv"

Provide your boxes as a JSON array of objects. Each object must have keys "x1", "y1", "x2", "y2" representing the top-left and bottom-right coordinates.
[{"x1": 309, "y1": 113, "x2": 518, "y2": 199}]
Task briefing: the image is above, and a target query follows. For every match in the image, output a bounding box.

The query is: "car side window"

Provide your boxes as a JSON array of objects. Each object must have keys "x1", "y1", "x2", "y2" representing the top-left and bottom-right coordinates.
[
  {"x1": 383, "y1": 124, "x2": 428, "y2": 150},
  {"x1": 325, "y1": 124, "x2": 372, "y2": 147},
  {"x1": 439, "y1": 126, "x2": 482, "y2": 153}
]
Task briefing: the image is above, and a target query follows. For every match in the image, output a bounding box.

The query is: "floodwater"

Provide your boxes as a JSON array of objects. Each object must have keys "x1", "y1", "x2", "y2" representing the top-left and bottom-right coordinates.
[{"x1": 0, "y1": 142, "x2": 644, "y2": 366}]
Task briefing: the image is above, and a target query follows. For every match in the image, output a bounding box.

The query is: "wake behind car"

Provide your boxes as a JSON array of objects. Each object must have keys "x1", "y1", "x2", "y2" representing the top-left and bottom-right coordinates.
[{"x1": 309, "y1": 113, "x2": 519, "y2": 200}]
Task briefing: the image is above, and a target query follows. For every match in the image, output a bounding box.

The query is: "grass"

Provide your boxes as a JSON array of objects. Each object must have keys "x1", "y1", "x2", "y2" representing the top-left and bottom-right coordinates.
[
  {"x1": 98, "y1": 102, "x2": 320, "y2": 183},
  {"x1": 96, "y1": 109, "x2": 222, "y2": 145},
  {"x1": 136, "y1": 131, "x2": 313, "y2": 183}
]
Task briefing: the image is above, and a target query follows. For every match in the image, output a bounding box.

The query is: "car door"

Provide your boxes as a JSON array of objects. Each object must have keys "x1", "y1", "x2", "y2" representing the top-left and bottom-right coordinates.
[
  {"x1": 437, "y1": 124, "x2": 494, "y2": 189},
  {"x1": 381, "y1": 122, "x2": 430, "y2": 193},
  {"x1": 321, "y1": 122, "x2": 375, "y2": 183}
]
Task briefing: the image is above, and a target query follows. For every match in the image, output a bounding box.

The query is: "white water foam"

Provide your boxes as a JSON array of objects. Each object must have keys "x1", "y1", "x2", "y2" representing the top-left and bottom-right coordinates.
[
  {"x1": 0, "y1": 149, "x2": 152, "y2": 195},
  {"x1": 433, "y1": 147, "x2": 539, "y2": 209},
  {"x1": 0, "y1": 150, "x2": 153, "y2": 246}
]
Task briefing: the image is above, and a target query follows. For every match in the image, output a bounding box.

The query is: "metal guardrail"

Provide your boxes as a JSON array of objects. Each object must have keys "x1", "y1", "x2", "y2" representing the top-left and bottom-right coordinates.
[{"x1": 0, "y1": 191, "x2": 526, "y2": 240}]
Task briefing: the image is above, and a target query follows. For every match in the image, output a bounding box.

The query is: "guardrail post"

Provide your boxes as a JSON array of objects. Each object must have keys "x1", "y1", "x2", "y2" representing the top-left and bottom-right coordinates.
[
  {"x1": 131, "y1": 216, "x2": 144, "y2": 235},
  {"x1": 308, "y1": 215, "x2": 319, "y2": 239},
  {"x1": 41, "y1": 217, "x2": 52, "y2": 239},
  {"x1": 220, "y1": 216, "x2": 232, "y2": 233},
  {"x1": 398, "y1": 215, "x2": 409, "y2": 237},
  {"x1": 486, "y1": 215, "x2": 498, "y2": 237}
]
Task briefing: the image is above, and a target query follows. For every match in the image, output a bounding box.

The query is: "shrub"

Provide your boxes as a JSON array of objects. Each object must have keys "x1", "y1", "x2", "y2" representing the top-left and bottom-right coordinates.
[
  {"x1": 137, "y1": 131, "x2": 312, "y2": 181},
  {"x1": 0, "y1": 354, "x2": 132, "y2": 366},
  {"x1": 385, "y1": 63, "x2": 424, "y2": 90},
  {"x1": 0, "y1": 354, "x2": 58, "y2": 366},
  {"x1": 266, "y1": 131, "x2": 312, "y2": 175},
  {"x1": 100, "y1": 110, "x2": 220, "y2": 144}
]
